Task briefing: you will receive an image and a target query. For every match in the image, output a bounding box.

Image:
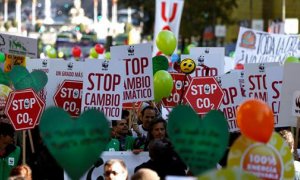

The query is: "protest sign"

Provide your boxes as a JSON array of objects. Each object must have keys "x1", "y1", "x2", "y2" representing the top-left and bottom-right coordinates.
[
  {"x1": 218, "y1": 71, "x2": 243, "y2": 132},
  {"x1": 46, "y1": 60, "x2": 84, "y2": 113},
  {"x1": 153, "y1": 0, "x2": 184, "y2": 56},
  {"x1": 266, "y1": 66, "x2": 283, "y2": 127},
  {"x1": 279, "y1": 63, "x2": 300, "y2": 127},
  {"x1": 234, "y1": 27, "x2": 300, "y2": 64},
  {"x1": 244, "y1": 62, "x2": 279, "y2": 102},
  {"x1": 111, "y1": 43, "x2": 153, "y2": 103},
  {"x1": 182, "y1": 47, "x2": 224, "y2": 78},
  {"x1": 64, "y1": 151, "x2": 150, "y2": 180},
  {"x1": 81, "y1": 60, "x2": 125, "y2": 120}
]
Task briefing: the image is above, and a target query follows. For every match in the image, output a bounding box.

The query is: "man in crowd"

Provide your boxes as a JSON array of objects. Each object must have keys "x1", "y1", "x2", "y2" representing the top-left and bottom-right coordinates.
[
  {"x1": 103, "y1": 159, "x2": 128, "y2": 180},
  {"x1": 132, "y1": 106, "x2": 156, "y2": 138}
]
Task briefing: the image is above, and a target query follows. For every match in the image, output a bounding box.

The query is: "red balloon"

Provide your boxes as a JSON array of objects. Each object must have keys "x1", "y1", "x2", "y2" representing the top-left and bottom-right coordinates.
[
  {"x1": 234, "y1": 63, "x2": 244, "y2": 70},
  {"x1": 237, "y1": 99, "x2": 274, "y2": 143},
  {"x1": 72, "y1": 46, "x2": 81, "y2": 58},
  {"x1": 94, "y1": 44, "x2": 105, "y2": 54}
]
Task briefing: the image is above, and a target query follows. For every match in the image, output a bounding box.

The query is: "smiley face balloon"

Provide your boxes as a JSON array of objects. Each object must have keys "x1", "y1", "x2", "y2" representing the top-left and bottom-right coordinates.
[{"x1": 180, "y1": 58, "x2": 196, "y2": 74}]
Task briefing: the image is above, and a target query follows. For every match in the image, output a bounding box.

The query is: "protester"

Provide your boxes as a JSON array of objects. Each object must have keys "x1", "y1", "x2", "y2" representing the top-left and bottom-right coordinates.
[
  {"x1": 279, "y1": 129, "x2": 300, "y2": 179},
  {"x1": 0, "y1": 122, "x2": 21, "y2": 180},
  {"x1": 134, "y1": 139, "x2": 187, "y2": 179},
  {"x1": 103, "y1": 159, "x2": 128, "y2": 180},
  {"x1": 131, "y1": 168, "x2": 160, "y2": 180},
  {"x1": 9, "y1": 164, "x2": 32, "y2": 180},
  {"x1": 134, "y1": 118, "x2": 168, "y2": 151},
  {"x1": 106, "y1": 119, "x2": 135, "y2": 151},
  {"x1": 132, "y1": 106, "x2": 156, "y2": 138}
]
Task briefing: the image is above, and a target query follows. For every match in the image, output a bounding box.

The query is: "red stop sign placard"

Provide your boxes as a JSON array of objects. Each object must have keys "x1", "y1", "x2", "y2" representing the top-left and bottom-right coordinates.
[
  {"x1": 5, "y1": 89, "x2": 45, "y2": 130},
  {"x1": 54, "y1": 80, "x2": 83, "y2": 117},
  {"x1": 122, "y1": 101, "x2": 142, "y2": 110},
  {"x1": 185, "y1": 77, "x2": 224, "y2": 114},
  {"x1": 162, "y1": 73, "x2": 190, "y2": 108}
]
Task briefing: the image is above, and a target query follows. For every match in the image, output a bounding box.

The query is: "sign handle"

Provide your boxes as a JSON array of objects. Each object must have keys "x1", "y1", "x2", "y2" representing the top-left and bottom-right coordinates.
[
  {"x1": 28, "y1": 130, "x2": 35, "y2": 153},
  {"x1": 296, "y1": 117, "x2": 300, "y2": 151},
  {"x1": 22, "y1": 130, "x2": 26, "y2": 164}
]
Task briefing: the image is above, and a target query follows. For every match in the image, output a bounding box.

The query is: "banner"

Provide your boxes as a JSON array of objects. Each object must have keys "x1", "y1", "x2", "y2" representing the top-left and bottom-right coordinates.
[
  {"x1": 111, "y1": 43, "x2": 153, "y2": 103},
  {"x1": 234, "y1": 27, "x2": 300, "y2": 64},
  {"x1": 81, "y1": 59, "x2": 125, "y2": 120},
  {"x1": 153, "y1": 0, "x2": 184, "y2": 56}
]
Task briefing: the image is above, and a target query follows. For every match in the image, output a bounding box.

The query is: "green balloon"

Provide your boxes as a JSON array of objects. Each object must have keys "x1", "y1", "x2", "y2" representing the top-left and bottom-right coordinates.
[
  {"x1": 153, "y1": 70, "x2": 173, "y2": 98},
  {"x1": 90, "y1": 48, "x2": 98, "y2": 59},
  {"x1": 0, "y1": 52, "x2": 5, "y2": 63},
  {"x1": 8, "y1": 65, "x2": 30, "y2": 86},
  {"x1": 229, "y1": 51, "x2": 235, "y2": 58},
  {"x1": 183, "y1": 44, "x2": 196, "y2": 54},
  {"x1": 152, "y1": 55, "x2": 169, "y2": 75},
  {"x1": 0, "y1": 69, "x2": 10, "y2": 86},
  {"x1": 167, "y1": 105, "x2": 229, "y2": 175},
  {"x1": 284, "y1": 56, "x2": 299, "y2": 64},
  {"x1": 105, "y1": 52, "x2": 111, "y2": 60},
  {"x1": 47, "y1": 48, "x2": 57, "y2": 58},
  {"x1": 156, "y1": 30, "x2": 177, "y2": 55},
  {"x1": 39, "y1": 107, "x2": 110, "y2": 180}
]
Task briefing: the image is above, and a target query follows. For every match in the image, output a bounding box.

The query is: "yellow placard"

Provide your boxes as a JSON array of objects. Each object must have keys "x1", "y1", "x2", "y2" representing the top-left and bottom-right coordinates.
[
  {"x1": 0, "y1": 84, "x2": 12, "y2": 108},
  {"x1": 4, "y1": 54, "x2": 26, "y2": 72},
  {"x1": 227, "y1": 132, "x2": 295, "y2": 180}
]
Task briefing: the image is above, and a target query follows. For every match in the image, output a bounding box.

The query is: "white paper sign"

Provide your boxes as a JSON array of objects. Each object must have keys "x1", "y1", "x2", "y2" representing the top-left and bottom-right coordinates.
[
  {"x1": 244, "y1": 62, "x2": 279, "y2": 102},
  {"x1": 111, "y1": 43, "x2": 154, "y2": 103},
  {"x1": 234, "y1": 27, "x2": 300, "y2": 64},
  {"x1": 81, "y1": 59, "x2": 125, "y2": 120},
  {"x1": 181, "y1": 47, "x2": 225, "y2": 77},
  {"x1": 266, "y1": 66, "x2": 283, "y2": 126},
  {"x1": 64, "y1": 151, "x2": 150, "y2": 180},
  {"x1": 0, "y1": 33, "x2": 38, "y2": 58},
  {"x1": 279, "y1": 63, "x2": 300, "y2": 127},
  {"x1": 218, "y1": 71, "x2": 243, "y2": 132},
  {"x1": 153, "y1": 0, "x2": 184, "y2": 56},
  {"x1": 46, "y1": 60, "x2": 84, "y2": 108},
  {"x1": 26, "y1": 58, "x2": 50, "y2": 104},
  {"x1": 292, "y1": 91, "x2": 300, "y2": 117}
]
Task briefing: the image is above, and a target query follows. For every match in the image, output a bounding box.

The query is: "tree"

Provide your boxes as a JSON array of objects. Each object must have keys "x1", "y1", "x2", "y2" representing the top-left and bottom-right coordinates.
[{"x1": 119, "y1": 0, "x2": 237, "y2": 46}]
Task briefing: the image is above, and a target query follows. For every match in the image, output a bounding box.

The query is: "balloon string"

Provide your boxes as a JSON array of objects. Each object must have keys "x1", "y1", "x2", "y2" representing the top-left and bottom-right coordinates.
[{"x1": 179, "y1": 74, "x2": 187, "y2": 105}]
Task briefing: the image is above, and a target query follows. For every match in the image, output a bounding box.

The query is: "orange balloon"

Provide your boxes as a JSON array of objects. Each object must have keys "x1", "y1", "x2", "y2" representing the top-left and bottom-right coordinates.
[{"x1": 237, "y1": 99, "x2": 274, "y2": 143}]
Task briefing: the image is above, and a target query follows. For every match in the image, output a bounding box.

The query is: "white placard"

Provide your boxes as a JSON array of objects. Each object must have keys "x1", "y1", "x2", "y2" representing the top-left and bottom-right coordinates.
[
  {"x1": 26, "y1": 58, "x2": 50, "y2": 104},
  {"x1": 244, "y1": 62, "x2": 279, "y2": 103},
  {"x1": 64, "y1": 151, "x2": 150, "y2": 180},
  {"x1": 0, "y1": 32, "x2": 38, "y2": 58},
  {"x1": 153, "y1": 0, "x2": 184, "y2": 56},
  {"x1": 46, "y1": 60, "x2": 84, "y2": 108},
  {"x1": 218, "y1": 71, "x2": 243, "y2": 132},
  {"x1": 111, "y1": 43, "x2": 154, "y2": 103},
  {"x1": 279, "y1": 63, "x2": 300, "y2": 127},
  {"x1": 266, "y1": 66, "x2": 283, "y2": 126},
  {"x1": 234, "y1": 27, "x2": 300, "y2": 64},
  {"x1": 81, "y1": 59, "x2": 125, "y2": 120}
]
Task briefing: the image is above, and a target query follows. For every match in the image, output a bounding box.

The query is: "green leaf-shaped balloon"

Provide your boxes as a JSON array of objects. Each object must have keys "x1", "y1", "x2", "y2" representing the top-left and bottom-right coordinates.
[
  {"x1": 39, "y1": 107, "x2": 110, "y2": 179},
  {"x1": 7, "y1": 65, "x2": 48, "y2": 92},
  {"x1": 0, "y1": 68, "x2": 10, "y2": 86},
  {"x1": 152, "y1": 55, "x2": 169, "y2": 75},
  {"x1": 167, "y1": 105, "x2": 229, "y2": 176}
]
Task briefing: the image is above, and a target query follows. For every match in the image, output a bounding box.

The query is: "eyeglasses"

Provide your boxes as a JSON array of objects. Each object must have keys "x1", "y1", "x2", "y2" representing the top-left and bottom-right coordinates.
[{"x1": 104, "y1": 170, "x2": 121, "y2": 177}]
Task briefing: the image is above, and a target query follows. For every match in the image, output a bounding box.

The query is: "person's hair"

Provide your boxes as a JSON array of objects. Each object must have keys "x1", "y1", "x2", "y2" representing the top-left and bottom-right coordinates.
[
  {"x1": 0, "y1": 122, "x2": 15, "y2": 138},
  {"x1": 148, "y1": 139, "x2": 173, "y2": 161},
  {"x1": 104, "y1": 159, "x2": 127, "y2": 170},
  {"x1": 141, "y1": 106, "x2": 155, "y2": 116},
  {"x1": 146, "y1": 118, "x2": 168, "y2": 143},
  {"x1": 122, "y1": 110, "x2": 130, "y2": 119},
  {"x1": 9, "y1": 164, "x2": 32, "y2": 180},
  {"x1": 112, "y1": 120, "x2": 118, "y2": 127},
  {"x1": 279, "y1": 129, "x2": 298, "y2": 160},
  {"x1": 131, "y1": 168, "x2": 160, "y2": 180}
]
